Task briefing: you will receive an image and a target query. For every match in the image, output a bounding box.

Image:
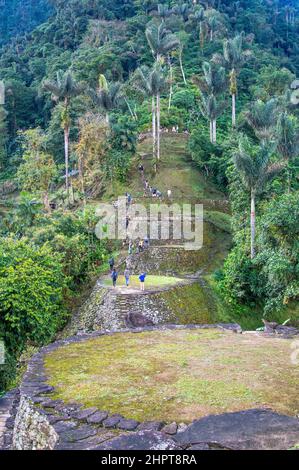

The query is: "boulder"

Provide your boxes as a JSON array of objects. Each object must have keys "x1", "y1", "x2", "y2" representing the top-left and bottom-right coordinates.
[
  {"x1": 94, "y1": 430, "x2": 180, "y2": 450},
  {"x1": 161, "y1": 422, "x2": 178, "y2": 435},
  {"x1": 175, "y1": 409, "x2": 299, "y2": 450},
  {"x1": 125, "y1": 312, "x2": 154, "y2": 328},
  {"x1": 137, "y1": 421, "x2": 165, "y2": 432},
  {"x1": 87, "y1": 411, "x2": 108, "y2": 425}
]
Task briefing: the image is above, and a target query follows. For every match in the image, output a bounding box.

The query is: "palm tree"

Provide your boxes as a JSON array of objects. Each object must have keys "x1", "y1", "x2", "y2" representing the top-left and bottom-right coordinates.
[
  {"x1": 199, "y1": 93, "x2": 224, "y2": 143},
  {"x1": 244, "y1": 98, "x2": 278, "y2": 142},
  {"x1": 233, "y1": 136, "x2": 285, "y2": 259},
  {"x1": 91, "y1": 75, "x2": 123, "y2": 124},
  {"x1": 276, "y1": 111, "x2": 299, "y2": 192},
  {"x1": 145, "y1": 23, "x2": 179, "y2": 160},
  {"x1": 43, "y1": 71, "x2": 83, "y2": 193},
  {"x1": 145, "y1": 22, "x2": 180, "y2": 62},
  {"x1": 222, "y1": 33, "x2": 250, "y2": 127},
  {"x1": 134, "y1": 63, "x2": 166, "y2": 168},
  {"x1": 173, "y1": 2, "x2": 192, "y2": 22},
  {"x1": 197, "y1": 62, "x2": 226, "y2": 143}
]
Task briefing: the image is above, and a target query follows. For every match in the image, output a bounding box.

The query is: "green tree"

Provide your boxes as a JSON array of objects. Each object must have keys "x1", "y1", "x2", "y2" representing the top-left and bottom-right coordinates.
[
  {"x1": 134, "y1": 62, "x2": 166, "y2": 168},
  {"x1": 0, "y1": 237, "x2": 66, "y2": 359},
  {"x1": 233, "y1": 136, "x2": 284, "y2": 259},
  {"x1": 197, "y1": 62, "x2": 226, "y2": 143},
  {"x1": 43, "y1": 71, "x2": 83, "y2": 193},
  {"x1": 214, "y1": 33, "x2": 251, "y2": 127},
  {"x1": 17, "y1": 129, "x2": 57, "y2": 211}
]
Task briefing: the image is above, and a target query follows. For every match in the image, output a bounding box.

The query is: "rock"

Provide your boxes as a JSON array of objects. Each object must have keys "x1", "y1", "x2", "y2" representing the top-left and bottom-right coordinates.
[
  {"x1": 263, "y1": 319, "x2": 279, "y2": 333},
  {"x1": 48, "y1": 415, "x2": 70, "y2": 425},
  {"x1": 87, "y1": 411, "x2": 108, "y2": 424},
  {"x1": 161, "y1": 422, "x2": 178, "y2": 435},
  {"x1": 53, "y1": 420, "x2": 77, "y2": 433},
  {"x1": 117, "y1": 418, "x2": 140, "y2": 431},
  {"x1": 175, "y1": 409, "x2": 299, "y2": 450},
  {"x1": 125, "y1": 312, "x2": 154, "y2": 328},
  {"x1": 55, "y1": 431, "x2": 116, "y2": 450},
  {"x1": 71, "y1": 407, "x2": 98, "y2": 420},
  {"x1": 60, "y1": 424, "x2": 98, "y2": 442},
  {"x1": 94, "y1": 430, "x2": 180, "y2": 450},
  {"x1": 188, "y1": 443, "x2": 210, "y2": 450},
  {"x1": 217, "y1": 323, "x2": 242, "y2": 334},
  {"x1": 137, "y1": 421, "x2": 165, "y2": 432},
  {"x1": 177, "y1": 423, "x2": 188, "y2": 434},
  {"x1": 103, "y1": 414, "x2": 123, "y2": 429},
  {"x1": 41, "y1": 399, "x2": 63, "y2": 409}
]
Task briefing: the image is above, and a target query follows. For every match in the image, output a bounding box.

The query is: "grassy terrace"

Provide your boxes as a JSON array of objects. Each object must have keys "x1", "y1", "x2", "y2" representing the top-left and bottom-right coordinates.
[
  {"x1": 45, "y1": 329, "x2": 299, "y2": 423},
  {"x1": 101, "y1": 274, "x2": 183, "y2": 290}
]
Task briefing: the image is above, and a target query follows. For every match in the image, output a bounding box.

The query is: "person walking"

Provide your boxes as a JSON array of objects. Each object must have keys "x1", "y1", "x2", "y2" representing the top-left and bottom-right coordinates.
[
  {"x1": 108, "y1": 256, "x2": 115, "y2": 271},
  {"x1": 138, "y1": 239, "x2": 144, "y2": 253},
  {"x1": 111, "y1": 268, "x2": 118, "y2": 288},
  {"x1": 124, "y1": 268, "x2": 130, "y2": 287},
  {"x1": 139, "y1": 272, "x2": 147, "y2": 291},
  {"x1": 144, "y1": 236, "x2": 149, "y2": 249},
  {"x1": 128, "y1": 241, "x2": 133, "y2": 255}
]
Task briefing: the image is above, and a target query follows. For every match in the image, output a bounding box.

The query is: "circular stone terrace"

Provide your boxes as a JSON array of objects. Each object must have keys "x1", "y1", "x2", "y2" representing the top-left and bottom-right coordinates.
[{"x1": 15, "y1": 324, "x2": 299, "y2": 450}]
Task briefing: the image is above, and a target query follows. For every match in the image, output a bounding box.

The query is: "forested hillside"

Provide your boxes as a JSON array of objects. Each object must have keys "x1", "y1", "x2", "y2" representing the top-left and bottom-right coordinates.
[
  {"x1": 0, "y1": 0, "x2": 53, "y2": 47},
  {"x1": 0, "y1": 0, "x2": 298, "y2": 393}
]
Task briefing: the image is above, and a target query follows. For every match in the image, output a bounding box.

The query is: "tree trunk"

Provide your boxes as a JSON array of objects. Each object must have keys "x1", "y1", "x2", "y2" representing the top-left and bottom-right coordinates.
[
  {"x1": 212, "y1": 119, "x2": 217, "y2": 144},
  {"x1": 232, "y1": 93, "x2": 236, "y2": 128},
  {"x1": 64, "y1": 125, "x2": 70, "y2": 193},
  {"x1": 156, "y1": 93, "x2": 161, "y2": 163},
  {"x1": 209, "y1": 120, "x2": 213, "y2": 143},
  {"x1": 179, "y1": 47, "x2": 187, "y2": 85},
  {"x1": 168, "y1": 55, "x2": 173, "y2": 111},
  {"x1": 250, "y1": 191, "x2": 256, "y2": 259},
  {"x1": 43, "y1": 191, "x2": 51, "y2": 213},
  {"x1": 152, "y1": 96, "x2": 156, "y2": 163}
]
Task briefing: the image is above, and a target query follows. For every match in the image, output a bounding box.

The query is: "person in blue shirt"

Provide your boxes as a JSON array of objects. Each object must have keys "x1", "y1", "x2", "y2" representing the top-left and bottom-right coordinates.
[
  {"x1": 111, "y1": 268, "x2": 118, "y2": 288},
  {"x1": 139, "y1": 272, "x2": 147, "y2": 291}
]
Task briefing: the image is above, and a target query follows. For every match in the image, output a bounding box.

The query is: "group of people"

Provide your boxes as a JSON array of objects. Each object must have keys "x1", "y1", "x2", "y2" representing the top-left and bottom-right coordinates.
[
  {"x1": 109, "y1": 256, "x2": 147, "y2": 291},
  {"x1": 108, "y1": 160, "x2": 171, "y2": 292}
]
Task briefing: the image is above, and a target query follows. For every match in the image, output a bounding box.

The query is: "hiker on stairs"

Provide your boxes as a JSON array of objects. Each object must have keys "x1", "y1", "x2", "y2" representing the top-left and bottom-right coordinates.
[
  {"x1": 111, "y1": 268, "x2": 118, "y2": 288},
  {"x1": 124, "y1": 268, "x2": 130, "y2": 288}
]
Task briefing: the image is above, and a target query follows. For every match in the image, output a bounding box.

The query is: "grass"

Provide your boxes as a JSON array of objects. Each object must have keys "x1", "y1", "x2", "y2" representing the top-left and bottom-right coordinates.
[
  {"x1": 102, "y1": 274, "x2": 183, "y2": 290},
  {"x1": 101, "y1": 135, "x2": 227, "y2": 205},
  {"x1": 44, "y1": 329, "x2": 299, "y2": 423}
]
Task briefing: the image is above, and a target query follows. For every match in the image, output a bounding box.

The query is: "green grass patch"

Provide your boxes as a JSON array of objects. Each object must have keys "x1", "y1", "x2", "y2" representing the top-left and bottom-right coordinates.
[
  {"x1": 102, "y1": 274, "x2": 183, "y2": 290},
  {"x1": 45, "y1": 329, "x2": 299, "y2": 423}
]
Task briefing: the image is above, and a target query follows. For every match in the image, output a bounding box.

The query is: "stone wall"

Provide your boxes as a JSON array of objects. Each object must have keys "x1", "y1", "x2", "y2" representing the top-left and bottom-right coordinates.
[{"x1": 13, "y1": 395, "x2": 58, "y2": 450}]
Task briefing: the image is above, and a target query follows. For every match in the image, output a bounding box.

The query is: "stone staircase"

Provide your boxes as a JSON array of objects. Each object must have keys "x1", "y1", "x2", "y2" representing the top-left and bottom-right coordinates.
[{"x1": 0, "y1": 389, "x2": 19, "y2": 450}]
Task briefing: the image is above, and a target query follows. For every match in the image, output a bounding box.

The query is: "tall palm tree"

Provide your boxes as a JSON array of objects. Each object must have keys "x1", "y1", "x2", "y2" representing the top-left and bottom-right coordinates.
[
  {"x1": 197, "y1": 62, "x2": 226, "y2": 143},
  {"x1": 43, "y1": 71, "x2": 83, "y2": 192},
  {"x1": 134, "y1": 63, "x2": 166, "y2": 168},
  {"x1": 244, "y1": 98, "x2": 278, "y2": 142},
  {"x1": 221, "y1": 33, "x2": 250, "y2": 127},
  {"x1": 145, "y1": 23, "x2": 179, "y2": 160},
  {"x1": 91, "y1": 75, "x2": 123, "y2": 124},
  {"x1": 233, "y1": 136, "x2": 285, "y2": 259},
  {"x1": 276, "y1": 111, "x2": 299, "y2": 192},
  {"x1": 145, "y1": 22, "x2": 180, "y2": 62}
]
